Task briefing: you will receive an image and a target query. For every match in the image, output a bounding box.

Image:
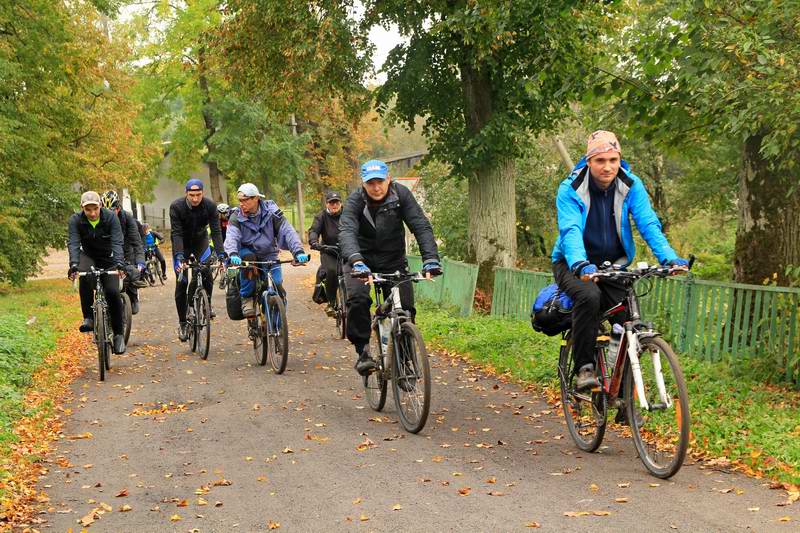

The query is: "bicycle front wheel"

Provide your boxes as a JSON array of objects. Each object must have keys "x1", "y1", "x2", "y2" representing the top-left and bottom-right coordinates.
[
  {"x1": 95, "y1": 303, "x2": 107, "y2": 381},
  {"x1": 335, "y1": 286, "x2": 347, "y2": 340},
  {"x1": 364, "y1": 326, "x2": 387, "y2": 412},
  {"x1": 147, "y1": 261, "x2": 157, "y2": 286},
  {"x1": 195, "y1": 289, "x2": 211, "y2": 360},
  {"x1": 625, "y1": 336, "x2": 690, "y2": 479},
  {"x1": 121, "y1": 292, "x2": 132, "y2": 345},
  {"x1": 267, "y1": 294, "x2": 288, "y2": 374},
  {"x1": 559, "y1": 336, "x2": 607, "y2": 452},
  {"x1": 391, "y1": 322, "x2": 431, "y2": 434}
]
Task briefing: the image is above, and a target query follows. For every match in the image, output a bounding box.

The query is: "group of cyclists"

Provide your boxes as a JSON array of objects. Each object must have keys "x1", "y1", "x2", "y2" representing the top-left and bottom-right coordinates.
[{"x1": 67, "y1": 131, "x2": 688, "y2": 422}]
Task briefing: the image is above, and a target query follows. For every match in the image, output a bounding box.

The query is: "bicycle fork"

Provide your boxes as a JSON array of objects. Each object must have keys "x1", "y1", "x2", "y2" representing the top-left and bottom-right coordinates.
[{"x1": 627, "y1": 331, "x2": 672, "y2": 411}]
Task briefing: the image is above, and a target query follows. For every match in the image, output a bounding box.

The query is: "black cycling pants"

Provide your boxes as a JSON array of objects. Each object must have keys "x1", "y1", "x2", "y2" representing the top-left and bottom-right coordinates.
[
  {"x1": 553, "y1": 260, "x2": 626, "y2": 369},
  {"x1": 344, "y1": 261, "x2": 415, "y2": 353},
  {"x1": 77, "y1": 254, "x2": 124, "y2": 335},
  {"x1": 320, "y1": 251, "x2": 339, "y2": 306}
]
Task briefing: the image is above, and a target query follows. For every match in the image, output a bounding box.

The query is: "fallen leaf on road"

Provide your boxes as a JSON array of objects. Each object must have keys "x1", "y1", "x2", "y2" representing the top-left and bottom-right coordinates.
[
  {"x1": 100, "y1": 502, "x2": 112, "y2": 512},
  {"x1": 779, "y1": 516, "x2": 791, "y2": 522},
  {"x1": 282, "y1": 447, "x2": 294, "y2": 454},
  {"x1": 213, "y1": 479, "x2": 232, "y2": 487},
  {"x1": 590, "y1": 484, "x2": 599, "y2": 492},
  {"x1": 214, "y1": 501, "x2": 223, "y2": 507},
  {"x1": 176, "y1": 499, "x2": 188, "y2": 507},
  {"x1": 392, "y1": 504, "x2": 403, "y2": 511},
  {"x1": 564, "y1": 511, "x2": 590, "y2": 517},
  {"x1": 170, "y1": 514, "x2": 182, "y2": 522},
  {"x1": 748, "y1": 507, "x2": 759, "y2": 512},
  {"x1": 488, "y1": 491, "x2": 505, "y2": 496},
  {"x1": 197, "y1": 498, "x2": 208, "y2": 506},
  {"x1": 355, "y1": 438, "x2": 376, "y2": 452},
  {"x1": 615, "y1": 498, "x2": 629, "y2": 503},
  {"x1": 119, "y1": 504, "x2": 132, "y2": 512},
  {"x1": 432, "y1": 455, "x2": 445, "y2": 463},
  {"x1": 458, "y1": 487, "x2": 471, "y2": 496},
  {"x1": 617, "y1": 483, "x2": 630, "y2": 488},
  {"x1": 66, "y1": 432, "x2": 94, "y2": 440},
  {"x1": 525, "y1": 522, "x2": 541, "y2": 528},
  {"x1": 359, "y1": 514, "x2": 369, "y2": 522},
  {"x1": 268, "y1": 521, "x2": 281, "y2": 529},
  {"x1": 486, "y1": 476, "x2": 496, "y2": 484},
  {"x1": 79, "y1": 510, "x2": 98, "y2": 526},
  {"x1": 353, "y1": 497, "x2": 363, "y2": 505},
  {"x1": 593, "y1": 511, "x2": 611, "y2": 516},
  {"x1": 115, "y1": 489, "x2": 128, "y2": 497},
  {"x1": 257, "y1": 476, "x2": 267, "y2": 482},
  {"x1": 649, "y1": 483, "x2": 660, "y2": 488}
]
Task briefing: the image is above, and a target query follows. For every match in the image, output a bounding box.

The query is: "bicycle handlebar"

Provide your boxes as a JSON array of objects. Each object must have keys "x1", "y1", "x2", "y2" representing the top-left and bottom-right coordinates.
[
  {"x1": 77, "y1": 268, "x2": 122, "y2": 277},
  {"x1": 582, "y1": 254, "x2": 695, "y2": 283},
  {"x1": 351, "y1": 271, "x2": 431, "y2": 284}
]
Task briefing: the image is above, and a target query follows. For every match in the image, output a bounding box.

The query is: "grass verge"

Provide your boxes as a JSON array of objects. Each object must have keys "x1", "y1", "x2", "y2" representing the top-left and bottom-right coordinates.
[
  {"x1": 416, "y1": 301, "x2": 800, "y2": 486},
  {"x1": 0, "y1": 279, "x2": 88, "y2": 527}
]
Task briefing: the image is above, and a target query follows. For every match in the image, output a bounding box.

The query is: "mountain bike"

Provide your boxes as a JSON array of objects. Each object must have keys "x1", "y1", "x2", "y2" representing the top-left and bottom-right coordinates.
[
  {"x1": 121, "y1": 292, "x2": 132, "y2": 345},
  {"x1": 558, "y1": 259, "x2": 693, "y2": 478},
  {"x1": 179, "y1": 255, "x2": 212, "y2": 360},
  {"x1": 317, "y1": 244, "x2": 347, "y2": 339},
  {"x1": 358, "y1": 271, "x2": 433, "y2": 434},
  {"x1": 231, "y1": 259, "x2": 293, "y2": 373},
  {"x1": 77, "y1": 267, "x2": 121, "y2": 382},
  {"x1": 145, "y1": 246, "x2": 164, "y2": 286}
]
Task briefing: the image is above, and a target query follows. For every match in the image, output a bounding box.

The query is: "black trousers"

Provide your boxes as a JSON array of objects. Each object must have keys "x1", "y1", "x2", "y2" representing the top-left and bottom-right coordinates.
[
  {"x1": 552, "y1": 260, "x2": 627, "y2": 369},
  {"x1": 122, "y1": 263, "x2": 140, "y2": 307},
  {"x1": 344, "y1": 261, "x2": 415, "y2": 353},
  {"x1": 320, "y1": 251, "x2": 339, "y2": 306},
  {"x1": 151, "y1": 246, "x2": 167, "y2": 275},
  {"x1": 77, "y1": 254, "x2": 124, "y2": 335}
]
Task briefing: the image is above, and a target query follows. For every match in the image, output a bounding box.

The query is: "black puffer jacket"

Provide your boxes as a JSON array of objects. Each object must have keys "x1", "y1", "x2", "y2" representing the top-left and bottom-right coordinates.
[
  {"x1": 169, "y1": 197, "x2": 223, "y2": 256},
  {"x1": 339, "y1": 182, "x2": 439, "y2": 268},
  {"x1": 117, "y1": 209, "x2": 145, "y2": 265},
  {"x1": 308, "y1": 210, "x2": 341, "y2": 247},
  {"x1": 67, "y1": 208, "x2": 125, "y2": 267}
]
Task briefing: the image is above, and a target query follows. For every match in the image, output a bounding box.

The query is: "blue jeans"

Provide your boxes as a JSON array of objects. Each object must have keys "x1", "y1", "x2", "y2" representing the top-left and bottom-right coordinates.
[{"x1": 238, "y1": 247, "x2": 284, "y2": 299}]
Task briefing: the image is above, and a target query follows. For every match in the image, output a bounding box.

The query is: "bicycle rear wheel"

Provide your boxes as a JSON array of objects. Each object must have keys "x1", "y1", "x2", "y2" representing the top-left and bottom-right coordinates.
[
  {"x1": 559, "y1": 335, "x2": 607, "y2": 452},
  {"x1": 364, "y1": 326, "x2": 387, "y2": 411},
  {"x1": 391, "y1": 322, "x2": 431, "y2": 434},
  {"x1": 95, "y1": 303, "x2": 107, "y2": 381},
  {"x1": 147, "y1": 261, "x2": 157, "y2": 286},
  {"x1": 195, "y1": 289, "x2": 211, "y2": 360},
  {"x1": 252, "y1": 296, "x2": 268, "y2": 366},
  {"x1": 625, "y1": 336, "x2": 690, "y2": 479},
  {"x1": 122, "y1": 293, "x2": 132, "y2": 345},
  {"x1": 335, "y1": 285, "x2": 347, "y2": 339},
  {"x1": 267, "y1": 294, "x2": 288, "y2": 374}
]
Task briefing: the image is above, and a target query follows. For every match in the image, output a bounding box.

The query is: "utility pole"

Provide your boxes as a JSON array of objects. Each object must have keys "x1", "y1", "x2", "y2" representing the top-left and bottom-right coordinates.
[
  {"x1": 291, "y1": 114, "x2": 306, "y2": 243},
  {"x1": 554, "y1": 137, "x2": 574, "y2": 170}
]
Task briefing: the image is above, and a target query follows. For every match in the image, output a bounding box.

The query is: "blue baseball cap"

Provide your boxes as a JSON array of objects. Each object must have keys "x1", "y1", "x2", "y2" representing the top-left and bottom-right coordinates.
[
  {"x1": 185, "y1": 178, "x2": 204, "y2": 191},
  {"x1": 360, "y1": 159, "x2": 389, "y2": 182}
]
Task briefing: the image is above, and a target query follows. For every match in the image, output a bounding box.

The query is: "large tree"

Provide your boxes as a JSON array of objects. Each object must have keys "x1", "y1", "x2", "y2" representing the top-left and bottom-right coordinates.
[
  {"x1": 368, "y1": 0, "x2": 605, "y2": 289},
  {"x1": 603, "y1": 0, "x2": 800, "y2": 284}
]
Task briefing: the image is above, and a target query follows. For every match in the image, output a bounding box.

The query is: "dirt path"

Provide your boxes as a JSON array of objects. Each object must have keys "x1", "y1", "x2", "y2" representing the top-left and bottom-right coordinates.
[{"x1": 36, "y1": 255, "x2": 796, "y2": 531}]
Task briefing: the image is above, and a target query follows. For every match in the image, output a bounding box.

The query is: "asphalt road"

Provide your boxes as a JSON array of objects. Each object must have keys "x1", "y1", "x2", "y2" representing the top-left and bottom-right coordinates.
[{"x1": 36, "y1": 254, "x2": 797, "y2": 532}]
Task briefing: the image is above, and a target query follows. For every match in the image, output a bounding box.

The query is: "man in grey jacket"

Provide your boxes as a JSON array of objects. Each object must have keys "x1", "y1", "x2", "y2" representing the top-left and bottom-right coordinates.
[{"x1": 339, "y1": 159, "x2": 442, "y2": 376}]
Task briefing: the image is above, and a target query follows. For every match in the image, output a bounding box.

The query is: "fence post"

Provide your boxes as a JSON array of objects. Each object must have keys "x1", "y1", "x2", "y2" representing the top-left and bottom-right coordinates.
[{"x1": 679, "y1": 276, "x2": 695, "y2": 352}]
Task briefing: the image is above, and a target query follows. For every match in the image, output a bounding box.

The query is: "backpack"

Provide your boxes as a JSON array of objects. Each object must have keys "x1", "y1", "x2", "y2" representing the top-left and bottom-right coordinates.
[
  {"x1": 531, "y1": 283, "x2": 573, "y2": 336},
  {"x1": 312, "y1": 265, "x2": 327, "y2": 304},
  {"x1": 226, "y1": 273, "x2": 245, "y2": 321}
]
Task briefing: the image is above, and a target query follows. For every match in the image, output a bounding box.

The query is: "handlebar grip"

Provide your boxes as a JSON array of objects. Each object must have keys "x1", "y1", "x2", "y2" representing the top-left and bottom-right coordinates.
[{"x1": 688, "y1": 254, "x2": 696, "y2": 270}]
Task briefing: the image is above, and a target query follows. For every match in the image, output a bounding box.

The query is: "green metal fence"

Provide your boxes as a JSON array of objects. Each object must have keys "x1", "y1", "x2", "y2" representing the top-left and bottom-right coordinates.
[
  {"x1": 490, "y1": 266, "x2": 800, "y2": 385},
  {"x1": 407, "y1": 256, "x2": 479, "y2": 317}
]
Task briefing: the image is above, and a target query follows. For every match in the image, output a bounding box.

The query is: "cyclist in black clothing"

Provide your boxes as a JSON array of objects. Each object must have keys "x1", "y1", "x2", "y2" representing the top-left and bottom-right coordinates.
[
  {"x1": 67, "y1": 191, "x2": 127, "y2": 354},
  {"x1": 170, "y1": 178, "x2": 225, "y2": 341},
  {"x1": 339, "y1": 160, "x2": 442, "y2": 376},
  {"x1": 102, "y1": 191, "x2": 147, "y2": 315},
  {"x1": 308, "y1": 191, "x2": 343, "y2": 316}
]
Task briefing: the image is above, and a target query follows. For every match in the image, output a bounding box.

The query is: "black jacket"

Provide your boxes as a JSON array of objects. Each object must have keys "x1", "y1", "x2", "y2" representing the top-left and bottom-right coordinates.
[
  {"x1": 169, "y1": 197, "x2": 223, "y2": 256},
  {"x1": 308, "y1": 209, "x2": 341, "y2": 248},
  {"x1": 339, "y1": 182, "x2": 439, "y2": 268},
  {"x1": 117, "y1": 210, "x2": 145, "y2": 265},
  {"x1": 67, "y1": 208, "x2": 125, "y2": 267}
]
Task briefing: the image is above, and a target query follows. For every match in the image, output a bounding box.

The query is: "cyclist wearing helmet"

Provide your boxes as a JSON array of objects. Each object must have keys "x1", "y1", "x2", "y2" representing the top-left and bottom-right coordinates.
[
  {"x1": 339, "y1": 160, "x2": 441, "y2": 376},
  {"x1": 67, "y1": 191, "x2": 127, "y2": 354},
  {"x1": 217, "y1": 202, "x2": 231, "y2": 242},
  {"x1": 551, "y1": 131, "x2": 687, "y2": 393},
  {"x1": 143, "y1": 223, "x2": 167, "y2": 280},
  {"x1": 170, "y1": 179, "x2": 225, "y2": 341},
  {"x1": 102, "y1": 190, "x2": 147, "y2": 315}
]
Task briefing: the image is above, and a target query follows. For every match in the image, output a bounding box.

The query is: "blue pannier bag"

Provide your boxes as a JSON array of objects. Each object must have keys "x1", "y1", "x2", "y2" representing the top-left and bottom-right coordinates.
[{"x1": 531, "y1": 283, "x2": 573, "y2": 336}]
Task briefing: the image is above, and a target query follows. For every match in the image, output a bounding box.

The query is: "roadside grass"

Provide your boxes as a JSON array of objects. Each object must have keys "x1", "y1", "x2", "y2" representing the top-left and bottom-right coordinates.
[
  {"x1": 416, "y1": 301, "x2": 800, "y2": 486},
  {"x1": 0, "y1": 280, "x2": 81, "y2": 499}
]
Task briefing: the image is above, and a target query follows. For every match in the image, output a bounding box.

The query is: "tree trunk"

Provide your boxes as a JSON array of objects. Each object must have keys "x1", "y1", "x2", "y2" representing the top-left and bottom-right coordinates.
[
  {"x1": 197, "y1": 46, "x2": 223, "y2": 203},
  {"x1": 460, "y1": 60, "x2": 516, "y2": 292},
  {"x1": 734, "y1": 133, "x2": 800, "y2": 285}
]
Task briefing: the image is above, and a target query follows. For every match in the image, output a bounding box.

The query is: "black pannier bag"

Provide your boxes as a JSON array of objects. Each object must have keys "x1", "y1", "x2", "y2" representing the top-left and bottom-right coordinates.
[
  {"x1": 531, "y1": 282, "x2": 573, "y2": 336},
  {"x1": 226, "y1": 273, "x2": 245, "y2": 321},
  {"x1": 312, "y1": 265, "x2": 327, "y2": 304}
]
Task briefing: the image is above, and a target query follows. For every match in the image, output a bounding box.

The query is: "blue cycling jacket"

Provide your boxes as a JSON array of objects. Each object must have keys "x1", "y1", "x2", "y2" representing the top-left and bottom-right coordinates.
[{"x1": 551, "y1": 157, "x2": 678, "y2": 270}]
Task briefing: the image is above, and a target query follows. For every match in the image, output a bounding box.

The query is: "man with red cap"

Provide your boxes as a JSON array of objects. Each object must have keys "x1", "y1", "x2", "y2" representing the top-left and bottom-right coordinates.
[{"x1": 551, "y1": 130, "x2": 687, "y2": 394}]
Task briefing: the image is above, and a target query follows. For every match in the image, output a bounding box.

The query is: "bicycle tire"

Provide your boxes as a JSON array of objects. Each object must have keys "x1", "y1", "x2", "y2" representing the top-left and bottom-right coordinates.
[
  {"x1": 364, "y1": 325, "x2": 387, "y2": 411},
  {"x1": 559, "y1": 335, "x2": 607, "y2": 452},
  {"x1": 252, "y1": 294, "x2": 268, "y2": 366},
  {"x1": 391, "y1": 322, "x2": 431, "y2": 434},
  {"x1": 335, "y1": 285, "x2": 347, "y2": 339},
  {"x1": 267, "y1": 294, "x2": 288, "y2": 374},
  {"x1": 195, "y1": 289, "x2": 211, "y2": 360},
  {"x1": 188, "y1": 306, "x2": 197, "y2": 353},
  {"x1": 95, "y1": 303, "x2": 107, "y2": 381},
  {"x1": 122, "y1": 292, "x2": 132, "y2": 345},
  {"x1": 147, "y1": 260, "x2": 157, "y2": 286},
  {"x1": 156, "y1": 260, "x2": 165, "y2": 285},
  {"x1": 625, "y1": 336, "x2": 690, "y2": 479}
]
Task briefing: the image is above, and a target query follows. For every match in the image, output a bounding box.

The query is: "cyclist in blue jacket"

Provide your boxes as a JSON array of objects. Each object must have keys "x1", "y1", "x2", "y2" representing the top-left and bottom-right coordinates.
[
  {"x1": 224, "y1": 183, "x2": 309, "y2": 318},
  {"x1": 551, "y1": 130, "x2": 688, "y2": 392}
]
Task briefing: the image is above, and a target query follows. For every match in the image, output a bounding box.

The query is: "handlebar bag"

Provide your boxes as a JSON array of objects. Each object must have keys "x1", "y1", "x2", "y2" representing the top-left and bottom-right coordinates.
[
  {"x1": 312, "y1": 265, "x2": 328, "y2": 304},
  {"x1": 531, "y1": 282, "x2": 573, "y2": 336},
  {"x1": 226, "y1": 274, "x2": 246, "y2": 321}
]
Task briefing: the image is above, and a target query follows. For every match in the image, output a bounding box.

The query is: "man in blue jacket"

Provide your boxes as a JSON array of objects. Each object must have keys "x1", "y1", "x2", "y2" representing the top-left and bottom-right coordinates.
[
  {"x1": 551, "y1": 131, "x2": 687, "y2": 391},
  {"x1": 224, "y1": 183, "x2": 309, "y2": 317}
]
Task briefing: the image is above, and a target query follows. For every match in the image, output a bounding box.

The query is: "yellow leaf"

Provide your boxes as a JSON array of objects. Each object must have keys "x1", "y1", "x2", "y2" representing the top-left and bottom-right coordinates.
[
  {"x1": 392, "y1": 504, "x2": 403, "y2": 511},
  {"x1": 590, "y1": 483, "x2": 599, "y2": 492},
  {"x1": 268, "y1": 521, "x2": 281, "y2": 529},
  {"x1": 170, "y1": 514, "x2": 182, "y2": 522},
  {"x1": 592, "y1": 510, "x2": 611, "y2": 516},
  {"x1": 119, "y1": 504, "x2": 132, "y2": 512},
  {"x1": 359, "y1": 514, "x2": 369, "y2": 522},
  {"x1": 525, "y1": 521, "x2": 541, "y2": 528},
  {"x1": 615, "y1": 498, "x2": 629, "y2": 503}
]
